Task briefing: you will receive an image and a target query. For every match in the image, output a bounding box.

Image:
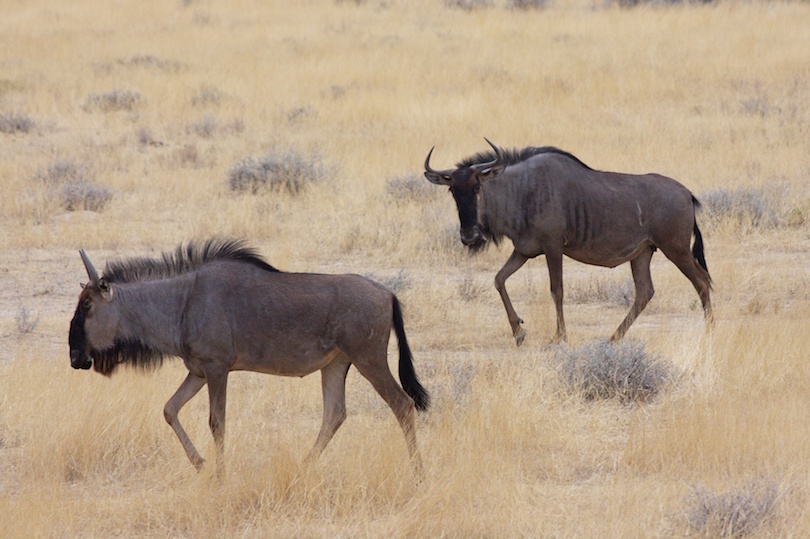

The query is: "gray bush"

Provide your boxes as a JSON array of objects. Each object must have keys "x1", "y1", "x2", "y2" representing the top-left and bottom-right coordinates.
[
  {"x1": 567, "y1": 276, "x2": 634, "y2": 307},
  {"x1": 60, "y1": 182, "x2": 113, "y2": 212},
  {"x1": 444, "y1": 0, "x2": 493, "y2": 10},
  {"x1": 85, "y1": 90, "x2": 140, "y2": 112},
  {"x1": 35, "y1": 160, "x2": 113, "y2": 212},
  {"x1": 617, "y1": 0, "x2": 714, "y2": 6},
  {"x1": 507, "y1": 0, "x2": 546, "y2": 9},
  {"x1": 36, "y1": 160, "x2": 89, "y2": 185},
  {"x1": 699, "y1": 187, "x2": 780, "y2": 230},
  {"x1": 186, "y1": 115, "x2": 244, "y2": 138},
  {"x1": 682, "y1": 481, "x2": 781, "y2": 538},
  {"x1": 228, "y1": 147, "x2": 326, "y2": 195},
  {"x1": 191, "y1": 85, "x2": 222, "y2": 108},
  {"x1": 0, "y1": 112, "x2": 34, "y2": 134},
  {"x1": 556, "y1": 339, "x2": 675, "y2": 403},
  {"x1": 117, "y1": 55, "x2": 181, "y2": 73}
]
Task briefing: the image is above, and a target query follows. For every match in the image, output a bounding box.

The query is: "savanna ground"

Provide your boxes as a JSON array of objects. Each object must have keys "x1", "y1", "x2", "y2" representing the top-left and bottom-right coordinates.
[{"x1": 1, "y1": 0, "x2": 809, "y2": 536}]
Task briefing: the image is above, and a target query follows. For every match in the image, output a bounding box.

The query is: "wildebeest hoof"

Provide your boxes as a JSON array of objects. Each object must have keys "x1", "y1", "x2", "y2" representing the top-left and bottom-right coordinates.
[
  {"x1": 514, "y1": 326, "x2": 527, "y2": 347},
  {"x1": 193, "y1": 457, "x2": 206, "y2": 472}
]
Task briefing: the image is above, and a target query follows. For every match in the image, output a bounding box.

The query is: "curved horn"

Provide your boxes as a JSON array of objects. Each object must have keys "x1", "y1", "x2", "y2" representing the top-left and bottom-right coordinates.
[
  {"x1": 424, "y1": 146, "x2": 454, "y2": 186},
  {"x1": 471, "y1": 138, "x2": 503, "y2": 172},
  {"x1": 79, "y1": 249, "x2": 100, "y2": 287},
  {"x1": 424, "y1": 147, "x2": 439, "y2": 175}
]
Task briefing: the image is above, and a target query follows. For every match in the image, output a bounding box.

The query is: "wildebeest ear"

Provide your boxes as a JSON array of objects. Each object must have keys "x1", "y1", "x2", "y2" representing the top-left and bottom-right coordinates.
[
  {"x1": 424, "y1": 171, "x2": 453, "y2": 186},
  {"x1": 98, "y1": 278, "x2": 112, "y2": 299},
  {"x1": 478, "y1": 162, "x2": 506, "y2": 181}
]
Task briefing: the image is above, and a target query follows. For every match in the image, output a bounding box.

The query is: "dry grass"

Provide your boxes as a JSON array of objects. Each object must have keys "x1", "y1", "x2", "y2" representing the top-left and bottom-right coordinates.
[{"x1": 2, "y1": 0, "x2": 810, "y2": 536}]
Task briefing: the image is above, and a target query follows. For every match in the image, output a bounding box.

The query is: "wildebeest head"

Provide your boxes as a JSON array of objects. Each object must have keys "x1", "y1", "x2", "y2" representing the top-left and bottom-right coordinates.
[
  {"x1": 424, "y1": 138, "x2": 506, "y2": 250},
  {"x1": 69, "y1": 250, "x2": 119, "y2": 373}
]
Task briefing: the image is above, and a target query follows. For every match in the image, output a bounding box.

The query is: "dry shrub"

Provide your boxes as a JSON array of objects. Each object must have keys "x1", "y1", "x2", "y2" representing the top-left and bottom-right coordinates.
[
  {"x1": 444, "y1": 0, "x2": 493, "y2": 10},
  {"x1": 84, "y1": 90, "x2": 141, "y2": 112},
  {"x1": 699, "y1": 187, "x2": 782, "y2": 231},
  {"x1": 35, "y1": 160, "x2": 113, "y2": 212},
  {"x1": 116, "y1": 54, "x2": 181, "y2": 73},
  {"x1": 567, "y1": 275, "x2": 634, "y2": 307},
  {"x1": 191, "y1": 85, "x2": 222, "y2": 108},
  {"x1": 618, "y1": 0, "x2": 715, "y2": 6},
  {"x1": 228, "y1": 147, "x2": 327, "y2": 195},
  {"x1": 0, "y1": 112, "x2": 34, "y2": 134},
  {"x1": 507, "y1": 0, "x2": 546, "y2": 10},
  {"x1": 186, "y1": 114, "x2": 244, "y2": 139},
  {"x1": 556, "y1": 339, "x2": 676, "y2": 403},
  {"x1": 680, "y1": 480, "x2": 782, "y2": 538}
]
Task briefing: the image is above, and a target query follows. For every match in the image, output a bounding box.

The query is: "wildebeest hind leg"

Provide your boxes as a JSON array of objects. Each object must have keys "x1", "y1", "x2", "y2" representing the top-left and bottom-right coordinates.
[
  {"x1": 305, "y1": 357, "x2": 351, "y2": 464},
  {"x1": 667, "y1": 251, "x2": 713, "y2": 325},
  {"x1": 611, "y1": 246, "x2": 655, "y2": 341},
  {"x1": 205, "y1": 367, "x2": 229, "y2": 478},
  {"x1": 353, "y1": 358, "x2": 423, "y2": 478},
  {"x1": 494, "y1": 249, "x2": 529, "y2": 346},
  {"x1": 545, "y1": 250, "x2": 567, "y2": 343},
  {"x1": 164, "y1": 372, "x2": 207, "y2": 471}
]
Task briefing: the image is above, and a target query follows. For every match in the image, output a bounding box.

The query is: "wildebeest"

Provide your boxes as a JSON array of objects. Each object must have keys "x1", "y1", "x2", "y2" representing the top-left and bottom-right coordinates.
[
  {"x1": 425, "y1": 139, "x2": 713, "y2": 345},
  {"x1": 69, "y1": 239, "x2": 429, "y2": 475}
]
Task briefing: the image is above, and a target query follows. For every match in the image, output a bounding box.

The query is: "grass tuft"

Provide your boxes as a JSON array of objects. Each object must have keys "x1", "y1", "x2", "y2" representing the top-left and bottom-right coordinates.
[
  {"x1": 228, "y1": 146, "x2": 327, "y2": 195},
  {"x1": 457, "y1": 275, "x2": 488, "y2": 302},
  {"x1": 556, "y1": 339, "x2": 676, "y2": 403},
  {"x1": 14, "y1": 307, "x2": 39, "y2": 334},
  {"x1": 384, "y1": 173, "x2": 436, "y2": 203}
]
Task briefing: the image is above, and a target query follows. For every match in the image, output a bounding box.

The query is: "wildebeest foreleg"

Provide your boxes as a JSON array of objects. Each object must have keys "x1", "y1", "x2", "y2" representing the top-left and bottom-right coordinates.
[
  {"x1": 164, "y1": 372, "x2": 207, "y2": 471},
  {"x1": 611, "y1": 246, "x2": 655, "y2": 341},
  {"x1": 494, "y1": 249, "x2": 529, "y2": 346},
  {"x1": 305, "y1": 357, "x2": 351, "y2": 464},
  {"x1": 545, "y1": 250, "x2": 567, "y2": 343}
]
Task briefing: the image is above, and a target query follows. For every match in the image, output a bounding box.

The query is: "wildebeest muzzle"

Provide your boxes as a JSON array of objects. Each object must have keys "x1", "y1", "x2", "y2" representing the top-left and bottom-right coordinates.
[
  {"x1": 460, "y1": 226, "x2": 485, "y2": 249},
  {"x1": 70, "y1": 349, "x2": 92, "y2": 370}
]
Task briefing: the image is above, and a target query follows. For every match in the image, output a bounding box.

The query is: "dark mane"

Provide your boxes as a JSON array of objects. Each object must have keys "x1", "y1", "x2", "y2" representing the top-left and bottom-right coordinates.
[
  {"x1": 457, "y1": 146, "x2": 592, "y2": 170},
  {"x1": 103, "y1": 238, "x2": 279, "y2": 284}
]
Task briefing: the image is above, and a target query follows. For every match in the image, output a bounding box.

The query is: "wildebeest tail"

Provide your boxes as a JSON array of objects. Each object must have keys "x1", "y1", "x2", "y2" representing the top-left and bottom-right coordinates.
[
  {"x1": 691, "y1": 196, "x2": 712, "y2": 287},
  {"x1": 392, "y1": 296, "x2": 430, "y2": 411}
]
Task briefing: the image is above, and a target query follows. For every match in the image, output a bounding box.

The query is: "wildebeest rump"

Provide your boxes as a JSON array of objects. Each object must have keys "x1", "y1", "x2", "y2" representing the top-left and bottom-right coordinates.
[
  {"x1": 69, "y1": 239, "x2": 429, "y2": 475},
  {"x1": 425, "y1": 139, "x2": 713, "y2": 344}
]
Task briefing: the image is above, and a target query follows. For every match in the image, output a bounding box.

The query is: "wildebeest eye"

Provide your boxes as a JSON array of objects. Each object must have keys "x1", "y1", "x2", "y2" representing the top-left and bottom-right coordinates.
[{"x1": 81, "y1": 299, "x2": 92, "y2": 313}]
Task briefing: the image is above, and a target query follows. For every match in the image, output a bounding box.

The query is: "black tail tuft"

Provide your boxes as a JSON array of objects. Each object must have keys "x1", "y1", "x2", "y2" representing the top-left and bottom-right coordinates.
[
  {"x1": 691, "y1": 197, "x2": 712, "y2": 289},
  {"x1": 392, "y1": 296, "x2": 430, "y2": 411}
]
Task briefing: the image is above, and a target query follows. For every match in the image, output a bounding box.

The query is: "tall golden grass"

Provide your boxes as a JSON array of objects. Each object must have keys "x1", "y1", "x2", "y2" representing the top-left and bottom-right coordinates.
[{"x1": 2, "y1": 0, "x2": 809, "y2": 536}]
